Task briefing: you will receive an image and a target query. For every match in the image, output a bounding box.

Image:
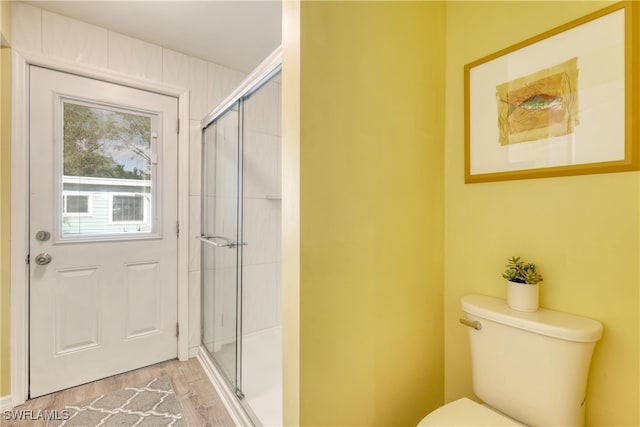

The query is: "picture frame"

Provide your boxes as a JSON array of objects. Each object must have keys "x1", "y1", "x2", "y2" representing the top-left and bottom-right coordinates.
[{"x1": 464, "y1": 1, "x2": 638, "y2": 183}]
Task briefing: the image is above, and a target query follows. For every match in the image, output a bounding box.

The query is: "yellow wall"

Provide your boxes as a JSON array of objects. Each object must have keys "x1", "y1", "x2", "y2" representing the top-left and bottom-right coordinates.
[
  {"x1": 444, "y1": 2, "x2": 639, "y2": 426},
  {"x1": 0, "y1": 0, "x2": 9, "y2": 47},
  {"x1": 286, "y1": 2, "x2": 446, "y2": 425},
  {"x1": 0, "y1": 0, "x2": 11, "y2": 399}
]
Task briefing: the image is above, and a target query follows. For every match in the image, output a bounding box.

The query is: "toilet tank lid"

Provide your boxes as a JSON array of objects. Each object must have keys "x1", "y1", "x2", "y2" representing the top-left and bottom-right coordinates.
[{"x1": 461, "y1": 294, "x2": 603, "y2": 342}]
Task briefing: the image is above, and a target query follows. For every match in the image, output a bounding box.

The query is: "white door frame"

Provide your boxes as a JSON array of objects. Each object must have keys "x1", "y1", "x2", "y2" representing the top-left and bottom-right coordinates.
[{"x1": 10, "y1": 50, "x2": 190, "y2": 406}]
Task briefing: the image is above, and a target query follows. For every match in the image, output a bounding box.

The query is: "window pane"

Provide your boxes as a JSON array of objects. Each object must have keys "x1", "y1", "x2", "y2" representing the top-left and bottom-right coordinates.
[
  {"x1": 112, "y1": 195, "x2": 144, "y2": 222},
  {"x1": 61, "y1": 101, "x2": 154, "y2": 237},
  {"x1": 63, "y1": 102, "x2": 151, "y2": 180},
  {"x1": 66, "y1": 195, "x2": 89, "y2": 213}
]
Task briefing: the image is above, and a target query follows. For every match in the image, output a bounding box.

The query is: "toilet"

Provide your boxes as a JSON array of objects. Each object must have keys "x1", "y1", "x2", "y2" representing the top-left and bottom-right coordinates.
[{"x1": 418, "y1": 294, "x2": 603, "y2": 427}]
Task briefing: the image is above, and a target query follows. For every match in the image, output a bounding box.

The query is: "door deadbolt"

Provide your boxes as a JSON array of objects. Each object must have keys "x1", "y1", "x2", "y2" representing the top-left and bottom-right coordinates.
[
  {"x1": 35, "y1": 230, "x2": 51, "y2": 242},
  {"x1": 34, "y1": 253, "x2": 52, "y2": 266}
]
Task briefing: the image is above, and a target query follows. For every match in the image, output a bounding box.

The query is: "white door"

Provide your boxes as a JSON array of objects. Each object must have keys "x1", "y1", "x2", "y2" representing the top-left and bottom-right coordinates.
[{"x1": 29, "y1": 66, "x2": 179, "y2": 397}]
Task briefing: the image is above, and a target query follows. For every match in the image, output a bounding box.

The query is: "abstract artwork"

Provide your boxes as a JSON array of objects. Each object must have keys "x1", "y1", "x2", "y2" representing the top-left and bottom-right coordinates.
[
  {"x1": 496, "y1": 58, "x2": 579, "y2": 146},
  {"x1": 464, "y1": 2, "x2": 637, "y2": 183}
]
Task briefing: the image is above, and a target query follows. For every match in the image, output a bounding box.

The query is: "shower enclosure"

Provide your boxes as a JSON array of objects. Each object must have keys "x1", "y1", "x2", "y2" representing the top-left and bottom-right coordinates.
[{"x1": 199, "y1": 49, "x2": 282, "y2": 426}]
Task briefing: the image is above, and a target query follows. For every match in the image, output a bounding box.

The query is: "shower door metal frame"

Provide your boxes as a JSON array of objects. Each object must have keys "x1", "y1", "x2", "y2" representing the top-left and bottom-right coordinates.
[
  {"x1": 201, "y1": 47, "x2": 282, "y2": 130},
  {"x1": 198, "y1": 46, "x2": 282, "y2": 427}
]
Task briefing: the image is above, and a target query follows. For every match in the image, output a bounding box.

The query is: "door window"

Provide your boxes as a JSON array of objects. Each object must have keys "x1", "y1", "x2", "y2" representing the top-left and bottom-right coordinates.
[{"x1": 59, "y1": 99, "x2": 158, "y2": 238}]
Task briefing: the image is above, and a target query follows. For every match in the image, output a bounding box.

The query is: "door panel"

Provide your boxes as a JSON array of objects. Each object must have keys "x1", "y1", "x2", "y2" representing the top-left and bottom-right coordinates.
[
  {"x1": 54, "y1": 267, "x2": 101, "y2": 354},
  {"x1": 125, "y1": 261, "x2": 161, "y2": 338},
  {"x1": 29, "y1": 66, "x2": 179, "y2": 397}
]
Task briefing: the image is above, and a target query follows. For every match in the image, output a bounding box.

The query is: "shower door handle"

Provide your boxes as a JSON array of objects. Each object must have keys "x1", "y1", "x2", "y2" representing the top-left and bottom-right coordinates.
[
  {"x1": 198, "y1": 235, "x2": 233, "y2": 247},
  {"x1": 198, "y1": 235, "x2": 247, "y2": 248},
  {"x1": 227, "y1": 241, "x2": 248, "y2": 248}
]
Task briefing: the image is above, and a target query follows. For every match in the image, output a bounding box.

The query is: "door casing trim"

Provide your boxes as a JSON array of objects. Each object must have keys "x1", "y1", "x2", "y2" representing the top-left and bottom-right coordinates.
[{"x1": 10, "y1": 50, "x2": 190, "y2": 406}]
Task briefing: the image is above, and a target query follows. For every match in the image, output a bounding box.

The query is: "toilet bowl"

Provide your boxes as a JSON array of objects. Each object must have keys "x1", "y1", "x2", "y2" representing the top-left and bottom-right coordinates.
[{"x1": 417, "y1": 398, "x2": 524, "y2": 426}]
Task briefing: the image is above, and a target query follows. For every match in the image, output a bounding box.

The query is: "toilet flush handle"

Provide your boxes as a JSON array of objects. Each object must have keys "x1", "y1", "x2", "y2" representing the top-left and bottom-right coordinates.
[{"x1": 459, "y1": 318, "x2": 482, "y2": 330}]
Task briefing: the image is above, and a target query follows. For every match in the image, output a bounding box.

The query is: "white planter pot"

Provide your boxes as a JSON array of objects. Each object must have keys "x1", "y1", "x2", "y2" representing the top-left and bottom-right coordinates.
[{"x1": 506, "y1": 281, "x2": 539, "y2": 312}]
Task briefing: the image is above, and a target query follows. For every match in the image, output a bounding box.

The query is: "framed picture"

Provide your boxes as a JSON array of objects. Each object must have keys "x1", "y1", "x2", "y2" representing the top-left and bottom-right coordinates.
[{"x1": 464, "y1": 2, "x2": 638, "y2": 183}]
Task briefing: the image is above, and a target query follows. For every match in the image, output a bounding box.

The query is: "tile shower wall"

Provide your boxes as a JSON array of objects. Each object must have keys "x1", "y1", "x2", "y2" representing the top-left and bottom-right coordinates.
[{"x1": 12, "y1": 2, "x2": 246, "y2": 355}]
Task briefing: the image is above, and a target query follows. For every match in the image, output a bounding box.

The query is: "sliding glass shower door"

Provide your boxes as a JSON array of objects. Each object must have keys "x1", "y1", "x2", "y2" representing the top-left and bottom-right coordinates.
[
  {"x1": 201, "y1": 60, "x2": 282, "y2": 426},
  {"x1": 201, "y1": 100, "x2": 243, "y2": 396}
]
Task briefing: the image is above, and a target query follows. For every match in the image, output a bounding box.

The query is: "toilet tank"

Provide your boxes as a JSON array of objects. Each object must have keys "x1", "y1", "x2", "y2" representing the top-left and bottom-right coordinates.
[{"x1": 461, "y1": 294, "x2": 603, "y2": 427}]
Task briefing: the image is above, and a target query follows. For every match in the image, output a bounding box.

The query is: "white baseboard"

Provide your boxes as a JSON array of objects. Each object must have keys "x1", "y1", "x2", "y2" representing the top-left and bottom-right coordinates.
[
  {"x1": 0, "y1": 395, "x2": 13, "y2": 411},
  {"x1": 196, "y1": 347, "x2": 253, "y2": 427}
]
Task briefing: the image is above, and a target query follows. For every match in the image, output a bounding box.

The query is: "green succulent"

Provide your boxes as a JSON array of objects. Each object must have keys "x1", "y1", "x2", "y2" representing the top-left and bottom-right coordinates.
[{"x1": 502, "y1": 256, "x2": 543, "y2": 285}]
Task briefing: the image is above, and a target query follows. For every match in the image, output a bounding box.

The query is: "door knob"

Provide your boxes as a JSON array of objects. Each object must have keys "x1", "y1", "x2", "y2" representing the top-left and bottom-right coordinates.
[
  {"x1": 34, "y1": 253, "x2": 52, "y2": 265},
  {"x1": 35, "y1": 230, "x2": 51, "y2": 242}
]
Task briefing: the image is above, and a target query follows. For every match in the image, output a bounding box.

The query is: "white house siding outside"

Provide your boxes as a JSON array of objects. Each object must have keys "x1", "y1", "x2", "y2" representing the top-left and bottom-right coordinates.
[{"x1": 62, "y1": 176, "x2": 152, "y2": 235}]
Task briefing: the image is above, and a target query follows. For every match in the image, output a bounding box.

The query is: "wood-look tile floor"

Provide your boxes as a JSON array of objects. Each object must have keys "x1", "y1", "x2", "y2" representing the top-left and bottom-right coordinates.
[{"x1": 4, "y1": 358, "x2": 236, "y2": 427}]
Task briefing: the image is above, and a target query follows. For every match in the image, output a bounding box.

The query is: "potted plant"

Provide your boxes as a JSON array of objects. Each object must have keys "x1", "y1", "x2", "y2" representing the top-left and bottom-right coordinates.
[{"x1": 502, "y1": 256, "x2": 543, "y2": 312}]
